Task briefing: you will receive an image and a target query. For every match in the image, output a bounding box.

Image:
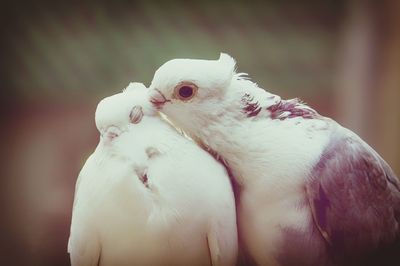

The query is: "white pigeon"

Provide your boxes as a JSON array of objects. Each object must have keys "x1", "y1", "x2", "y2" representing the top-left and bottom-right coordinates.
[
  {"x1": 68, "y1": 82, "x2": 238, "y2": 266},
  {"x1": 149, "y1": 54, "x2": 400, "y2": 266}
]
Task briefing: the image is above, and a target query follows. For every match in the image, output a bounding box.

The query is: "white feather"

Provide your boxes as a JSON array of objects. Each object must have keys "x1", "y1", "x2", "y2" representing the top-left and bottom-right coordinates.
[
  {"x1": 69, "y1": 83, "x2": 238, "y2": 266},
  {"x1": 149, "y1": 54, "x2": 337, "y2": 265}
]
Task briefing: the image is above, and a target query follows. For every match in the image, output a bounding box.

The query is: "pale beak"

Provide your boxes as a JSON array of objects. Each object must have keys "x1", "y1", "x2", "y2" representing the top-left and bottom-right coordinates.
[{"x1": 149, "y1": 89, "x2": 170, "y2": 109}]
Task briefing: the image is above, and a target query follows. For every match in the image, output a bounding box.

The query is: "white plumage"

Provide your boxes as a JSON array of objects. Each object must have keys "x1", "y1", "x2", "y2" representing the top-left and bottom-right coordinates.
[
  {"x1": 68, "y1": 83, "x2": 238, "y2": 266},
  {"x1": 149, "y1": 54, "x2": 400, "y2": 266}
]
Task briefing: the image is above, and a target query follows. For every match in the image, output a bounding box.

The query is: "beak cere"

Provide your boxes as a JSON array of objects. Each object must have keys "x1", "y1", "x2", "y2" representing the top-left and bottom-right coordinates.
[{"x1": 149, "y1": 89, "x2": 170, "y2": 109}]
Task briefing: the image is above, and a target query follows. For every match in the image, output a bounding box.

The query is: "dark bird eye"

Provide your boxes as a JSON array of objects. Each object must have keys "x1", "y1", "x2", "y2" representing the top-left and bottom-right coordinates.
[
  {"x1": 179, "y1": 86, "x2": 193, "y2": 98},
  {"x1": 174, "y1": 83, "x2": 198, "y2": 101}
]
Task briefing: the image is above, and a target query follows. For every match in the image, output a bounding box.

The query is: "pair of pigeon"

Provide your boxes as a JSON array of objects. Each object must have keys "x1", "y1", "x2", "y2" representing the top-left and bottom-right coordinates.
[{"x1": 69, "y1": 54, "x2": 400, "y2": 266}]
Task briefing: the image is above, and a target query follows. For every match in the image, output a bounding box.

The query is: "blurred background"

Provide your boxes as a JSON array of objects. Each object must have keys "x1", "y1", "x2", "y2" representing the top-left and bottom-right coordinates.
[{"x1": 1, "y1": 0, "x2": 399, "y2": 265}]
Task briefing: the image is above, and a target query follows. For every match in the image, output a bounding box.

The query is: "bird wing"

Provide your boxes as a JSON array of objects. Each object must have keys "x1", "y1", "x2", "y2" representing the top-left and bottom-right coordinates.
[
  {"x1": 68, "y1": 155, "x2": 102, "y2": 266},
  {"x1": 207, "y1": 219, "x2": 238, "y2": 266},
  {"x1": 305, "y1": 130, "x2": 400, "y2": 263},
  {"x1": 68, "y1": 173, "x2": 83, "y2": 254}
]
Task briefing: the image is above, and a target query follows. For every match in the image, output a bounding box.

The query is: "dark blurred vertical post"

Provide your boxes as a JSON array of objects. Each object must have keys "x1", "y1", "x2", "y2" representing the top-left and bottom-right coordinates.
[
  {"x1": 335, "y1": 0, "x2": 400, "y2": 175},
  {"x1": 375, "y1": 0, "x2": 400, "y2": 175},
  {"x1": 335, "y1": 0, "x2": 378, "y2": 141}
]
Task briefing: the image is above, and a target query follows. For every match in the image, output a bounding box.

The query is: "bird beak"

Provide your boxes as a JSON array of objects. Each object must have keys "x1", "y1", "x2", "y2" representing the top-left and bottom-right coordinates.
[{"x1": 149, "y1": 89, "x2": 170, "y2": 109}]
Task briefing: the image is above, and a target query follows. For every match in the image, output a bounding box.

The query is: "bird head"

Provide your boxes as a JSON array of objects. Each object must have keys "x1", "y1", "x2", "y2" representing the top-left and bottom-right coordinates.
[
  {"x1": 95, "y1": 82, "x2": 156, "y2": 140},
  {"x1": 148, "y1": 53, "x2": 238, "y2": 129}
]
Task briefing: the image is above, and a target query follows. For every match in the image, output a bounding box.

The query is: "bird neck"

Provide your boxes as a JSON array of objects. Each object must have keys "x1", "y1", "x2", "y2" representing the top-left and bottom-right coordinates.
[
  {"x1": 187, "y1": 79, "x2": 325, "y2": 186},
  {"x1": 186, "y1": 106, "x2": 257, "y2": 185}
]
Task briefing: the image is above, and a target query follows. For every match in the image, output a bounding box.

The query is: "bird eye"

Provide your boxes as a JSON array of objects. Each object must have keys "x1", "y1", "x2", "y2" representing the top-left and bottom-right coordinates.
[
  {"x1": 179, "y1": 86, "x2": 193, "y2": 98},
  {"x1": 174, "y1": 83, "x2": 198, "y2": 101}
]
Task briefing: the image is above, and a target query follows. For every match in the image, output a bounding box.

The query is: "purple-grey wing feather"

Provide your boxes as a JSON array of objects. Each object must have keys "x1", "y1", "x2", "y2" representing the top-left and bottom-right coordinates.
[{"x1": 306, "y1": 131, "x2": 400, "y2": 265}]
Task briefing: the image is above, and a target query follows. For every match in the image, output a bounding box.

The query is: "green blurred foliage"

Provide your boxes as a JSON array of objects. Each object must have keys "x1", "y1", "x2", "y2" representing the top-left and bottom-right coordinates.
[{"x1": 4, "y1": 0, "x2": 344, "y2": 103}]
